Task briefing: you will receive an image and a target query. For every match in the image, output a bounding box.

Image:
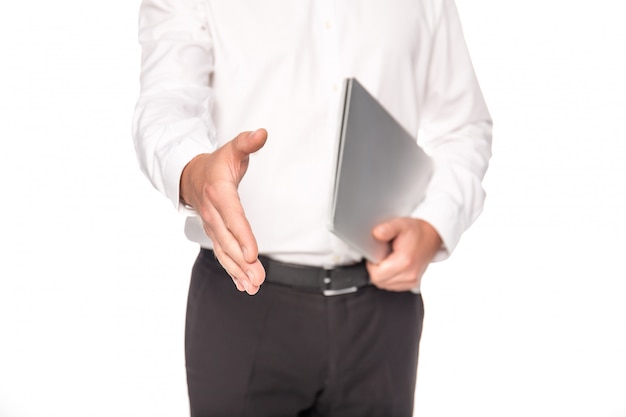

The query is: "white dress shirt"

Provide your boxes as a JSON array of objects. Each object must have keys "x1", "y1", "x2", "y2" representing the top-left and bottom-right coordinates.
[{"x1": 133, "y1": 0, "x2": 492, "y2": 267}]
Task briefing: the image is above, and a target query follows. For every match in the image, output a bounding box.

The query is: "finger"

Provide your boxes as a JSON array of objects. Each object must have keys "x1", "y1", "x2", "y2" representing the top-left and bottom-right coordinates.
[
  {"x1": 367, "y1": 245, "x2": 407, "y2": 279},
  {"x1": 200, "y1": 196, "x2": 246, "y2": 260},
  {"x1": 231, "y1": 129, "x2": 268, "y2": 161},
  {"x1": 367, "y1": 236, "x2": 417, "y2": 287},
  {"x1": 205, "y1": 204, "x2": 266, "y2": 288},
  {"x1": 229, "y1": 271, "x2": 246, "y2": 292},
  {"x1": 214, "y1": 246, "x2": 255, "y2": 293},
  {"x1": 206, "y1": 182, "x2": 260, "y2": 264},
  {"x1": 367, "y1": 260, "x2": 420, "y2": 290},
  {"x1": 233, "y1": 278, "x2": 246, "y2": 292},
  {"x1": 212, "y1": 244, "x2": 262, "y2": 295},
  {"x1": 371, "y1": 218, "x2": 404, "y2": 243},
  {"x1": 201, "y1": 203, "x2": 264, "y2": 287},
  {"x1": 367, "y1": 261, "x2": 398, "y2": 287},
  {"x1": 375, "y1": 278, "x2": 419, "y2": 292}
]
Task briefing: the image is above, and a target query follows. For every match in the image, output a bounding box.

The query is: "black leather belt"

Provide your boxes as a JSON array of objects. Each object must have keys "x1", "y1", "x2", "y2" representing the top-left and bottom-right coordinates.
[
  {"x1": 259, "y1": 254, "x2": 370, "y2": 296},
  {"x1": 201, "y1": 249, "x2": 370, "y2": 296}
]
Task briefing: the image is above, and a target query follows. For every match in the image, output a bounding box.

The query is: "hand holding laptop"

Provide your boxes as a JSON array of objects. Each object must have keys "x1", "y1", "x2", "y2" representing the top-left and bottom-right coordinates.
[
  {"x1": 328, "y1": 78, "x2": 434, "y2": 265},
  {"x1": 366, "y1": 217, "x2": 442, "y2": 291}
]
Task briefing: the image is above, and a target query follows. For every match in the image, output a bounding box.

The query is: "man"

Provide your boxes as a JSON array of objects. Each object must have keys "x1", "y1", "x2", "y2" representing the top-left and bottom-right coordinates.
[{"x1": 133, "y1": 0, "x2": 491, "y2": 416}]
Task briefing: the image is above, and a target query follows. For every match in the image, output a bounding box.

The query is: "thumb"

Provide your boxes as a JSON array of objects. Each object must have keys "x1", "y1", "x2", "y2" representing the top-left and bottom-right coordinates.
[
  {"x1": 232, "y1": 128, "x2": 268, "y2": 159},
  {"x1": 372, "y1": 218, "x2": 403, "y2": 243}
]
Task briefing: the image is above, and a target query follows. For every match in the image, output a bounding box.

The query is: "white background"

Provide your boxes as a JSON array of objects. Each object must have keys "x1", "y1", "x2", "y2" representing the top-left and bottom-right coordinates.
[{"x1": 1, "y1": 0, "x2": 625, "y2": 416}]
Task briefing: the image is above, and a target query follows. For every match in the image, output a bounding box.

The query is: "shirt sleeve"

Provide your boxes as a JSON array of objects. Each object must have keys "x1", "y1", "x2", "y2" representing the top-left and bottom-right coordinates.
[
  {"x1": 132, "y1": 0, "x2": 216, "y2": 211},
  {"x1": 412, "y1": 0, "x2": 493, "y2": 261}
]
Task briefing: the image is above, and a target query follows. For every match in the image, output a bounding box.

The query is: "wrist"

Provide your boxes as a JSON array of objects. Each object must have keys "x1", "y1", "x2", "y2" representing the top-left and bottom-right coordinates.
[
  {"x1": 416, "y1": 219, "x2": 443, "y2": 261},
  {"x1": 180, "y1": 153, "x2": 210, "y2": 209}
]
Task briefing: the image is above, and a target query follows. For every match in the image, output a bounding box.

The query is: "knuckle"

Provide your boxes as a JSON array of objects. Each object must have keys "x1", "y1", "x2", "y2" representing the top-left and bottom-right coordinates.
[
  {"x1": 204, "y1": 183, "x2": 222, "y2": 202},
  {"x1": 199, "y1": 206, "x2": 214, "y2": 223}
]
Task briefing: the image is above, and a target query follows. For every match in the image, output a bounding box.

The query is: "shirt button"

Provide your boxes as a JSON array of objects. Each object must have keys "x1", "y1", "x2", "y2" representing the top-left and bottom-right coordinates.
[
  {"x1": 324, "y1": 21, "x2": 332, "y2": 30},
  {"x1": 333, "y1": 255, "x2": 341, "y2": 264},
  {"x1": 332, "y1": 83, "x2": 339, "y2": 92}
]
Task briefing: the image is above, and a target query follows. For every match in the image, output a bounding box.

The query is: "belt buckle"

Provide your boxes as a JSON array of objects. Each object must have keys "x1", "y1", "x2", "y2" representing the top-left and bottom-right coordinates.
[{"x1": 322, "y1": 276, "x2": 358, "y2": 297}]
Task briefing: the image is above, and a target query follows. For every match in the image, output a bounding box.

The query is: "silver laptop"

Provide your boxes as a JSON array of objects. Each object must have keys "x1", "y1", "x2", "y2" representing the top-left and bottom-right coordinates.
[{"x1": 328, "y1": 78, "x2": 433, "y2": 263}]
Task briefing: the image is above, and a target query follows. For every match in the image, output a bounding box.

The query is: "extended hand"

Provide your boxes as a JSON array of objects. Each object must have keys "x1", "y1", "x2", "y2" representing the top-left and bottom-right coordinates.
[
  {"x1": 180, "y1": 129, "x2": 268, "y2": 295},
  {"x1": 366, "y1": 218, "x2": 443, "y2": 292}
]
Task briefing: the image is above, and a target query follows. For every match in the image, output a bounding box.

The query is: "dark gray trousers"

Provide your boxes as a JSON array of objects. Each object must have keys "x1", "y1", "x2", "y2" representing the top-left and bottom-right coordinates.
[{"x1": 185, "y1": 249, "x2": 424, "y2": 417}]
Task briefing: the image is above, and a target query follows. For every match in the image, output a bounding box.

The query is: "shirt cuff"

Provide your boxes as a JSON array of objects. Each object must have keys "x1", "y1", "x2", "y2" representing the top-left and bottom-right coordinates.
[{"x1": 411, "y1": 197, "x2": 464, "y2": 262}]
